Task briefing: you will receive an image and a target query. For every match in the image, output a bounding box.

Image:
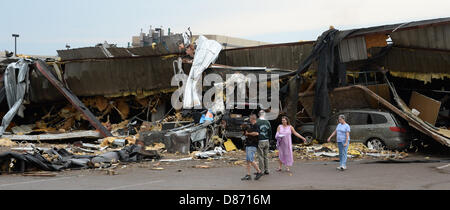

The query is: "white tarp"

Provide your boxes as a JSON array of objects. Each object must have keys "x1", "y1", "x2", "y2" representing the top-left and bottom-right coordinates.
[
  {"x1": 210, "y1": 73, "x2": 248, "y2": 114},
  {"x1": 183, "y1": 35, "x2": 222, "y2": 109},
  {"x1": 0, "y1": 59, "x2": 30, "y2": 136}
]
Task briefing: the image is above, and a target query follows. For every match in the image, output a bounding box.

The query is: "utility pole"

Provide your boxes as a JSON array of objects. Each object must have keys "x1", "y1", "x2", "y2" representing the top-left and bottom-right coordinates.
[{"x1": 12, "y1": 34, "x2": 19, "y2": 57}]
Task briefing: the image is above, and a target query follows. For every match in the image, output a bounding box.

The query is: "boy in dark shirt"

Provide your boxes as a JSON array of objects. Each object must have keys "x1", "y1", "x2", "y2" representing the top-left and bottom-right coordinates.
[{"x1": 241, "y1": 114, "x2": 263, "y2": 181}]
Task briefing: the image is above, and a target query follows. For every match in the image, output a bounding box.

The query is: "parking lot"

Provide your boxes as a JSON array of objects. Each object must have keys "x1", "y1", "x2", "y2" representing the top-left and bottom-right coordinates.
[{"x1": 1, "y1": 153, "x2": 449, "y2": 190}]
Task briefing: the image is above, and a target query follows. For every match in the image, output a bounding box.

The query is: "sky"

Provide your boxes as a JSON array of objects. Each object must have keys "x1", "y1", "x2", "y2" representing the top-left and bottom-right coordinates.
[{"x1": 0, "y1": 0, "x2": 449, "y2": 56}]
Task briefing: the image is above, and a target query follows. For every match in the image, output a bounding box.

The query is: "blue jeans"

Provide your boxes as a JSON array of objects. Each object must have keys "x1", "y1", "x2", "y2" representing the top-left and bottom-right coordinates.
[
  {"x1": 246, "y1": 146, "x2": 257, "y2": 162},
  {"x1": 338, "y1": 142, "x2": 349, "y2": 167}
]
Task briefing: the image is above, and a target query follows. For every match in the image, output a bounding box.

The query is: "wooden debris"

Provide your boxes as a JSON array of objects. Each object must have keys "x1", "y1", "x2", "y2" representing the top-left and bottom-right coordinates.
[{"x1": 3, "y1": 130, "x2": 101, "y2": 141}]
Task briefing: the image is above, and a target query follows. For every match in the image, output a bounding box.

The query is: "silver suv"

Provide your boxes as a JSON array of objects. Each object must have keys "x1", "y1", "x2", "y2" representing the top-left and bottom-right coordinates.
[{"x1": 297, "y1": 109, "x2": 410, "y2": 151}]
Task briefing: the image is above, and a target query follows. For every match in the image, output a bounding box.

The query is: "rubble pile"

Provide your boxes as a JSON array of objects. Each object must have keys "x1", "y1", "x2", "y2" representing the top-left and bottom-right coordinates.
[
  {"x1": 3, "y1": 95, "x2": 170, "y2": 136},
  {"x1": 292, "y1": 142, "x2": 408, "y2": 160},
  {"x1": 0, "y1": 140, "x2": 161, "y2": 174}
]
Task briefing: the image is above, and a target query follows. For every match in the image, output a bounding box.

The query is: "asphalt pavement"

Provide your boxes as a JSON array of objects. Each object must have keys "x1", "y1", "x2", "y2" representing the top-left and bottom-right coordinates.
[{"x1": 1, "y1": 157, "x2": 449, "y2": 190}]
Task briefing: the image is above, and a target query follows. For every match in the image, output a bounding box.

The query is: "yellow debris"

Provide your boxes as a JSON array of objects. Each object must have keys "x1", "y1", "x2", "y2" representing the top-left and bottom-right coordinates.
[
  {"x1": 224, "y1": 139, "x2": 237, "y2": 152},
  {"x1": 191, "y1": 151, "x2": 200, "y2": 158},
  {"x1": 100, "y1": 137, "x2": 119, "y2": 147},
  {"x1": 234, "y1": 160, "x2": 246, "y2": 165},
  {"x1": 146, "y1": 143, "x2": 165, "y2": 151},
  {"x1": 161, "y1": 54, "x2": 178, "y2": 60},
  {"x1": 111, "y1": 120, "x2": 129, "y2": 132},
  {"x1": 212, "y1": 136, "x2": 224, "y2": 145},
  {"x1": 0, "y1": 138, "x2": 17, "y2": 147},
  {"x1": 116, "y1": 99, "x2": 130, "y2": 120},
  {"x1": 152, "y1": 167, "x2": 164, "y2": 170},
  {"x1": 390, "y1": 71, "x2": 450, "y2": 84},
  {"x1": 125, "y1": 136, "x2": 136, "y2": 145},
  {"x1": 348, "y1": 149, "x2": 361, "y2": 157}
]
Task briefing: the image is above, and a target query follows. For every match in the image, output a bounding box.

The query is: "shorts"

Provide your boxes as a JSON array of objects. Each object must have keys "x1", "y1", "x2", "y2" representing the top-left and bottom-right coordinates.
[{"x1": 246, "y1": 146, "x2": 257, "y2": 162}]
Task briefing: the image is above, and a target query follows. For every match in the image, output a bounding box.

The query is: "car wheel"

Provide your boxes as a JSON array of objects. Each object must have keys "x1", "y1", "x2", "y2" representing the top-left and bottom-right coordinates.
[
  {"x1": 367, "y1": 138, "x2": 386, "y2": 151},
  {"x1": 302, "y1": 133, "x2": 314, "y2": 144}
]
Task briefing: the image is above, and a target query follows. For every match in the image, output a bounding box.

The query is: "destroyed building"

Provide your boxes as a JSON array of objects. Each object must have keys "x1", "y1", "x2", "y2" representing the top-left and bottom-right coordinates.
[{"x1": 0, "y1": 17, "x2": 449, "y2": 173}]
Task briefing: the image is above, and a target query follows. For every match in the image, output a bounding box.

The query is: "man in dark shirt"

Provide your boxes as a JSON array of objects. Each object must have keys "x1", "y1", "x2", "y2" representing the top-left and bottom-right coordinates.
[
  {"x1": 241, "y1": 114, "x2": 263, "y2": 181},
  {"x1": 256, "y1": 110, "x2": 272, "y2": 175}
]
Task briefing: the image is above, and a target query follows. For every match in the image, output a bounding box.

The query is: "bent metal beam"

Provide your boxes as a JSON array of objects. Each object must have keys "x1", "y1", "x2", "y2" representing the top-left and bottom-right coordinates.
[{"x1": 34, "y1": 60, "x2": 112, "y2": 138}]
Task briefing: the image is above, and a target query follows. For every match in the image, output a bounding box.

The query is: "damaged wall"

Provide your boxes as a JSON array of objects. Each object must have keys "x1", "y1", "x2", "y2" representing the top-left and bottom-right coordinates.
[
  {"x1": 216, "y1": 42, "x2": 315, "y2": 70},
  {"x1": 29, "y1": 56, "x2": 179, "y2": 103}
]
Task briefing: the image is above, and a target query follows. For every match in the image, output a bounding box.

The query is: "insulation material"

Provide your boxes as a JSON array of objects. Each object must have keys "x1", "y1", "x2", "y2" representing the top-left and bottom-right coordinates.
[
  {"x1": 100, "y1": 137, "x2": 120, "y2": 147},
  {"x1": 365, "y1": 34, "x2": 388, "y2": 49},
  {"x1": 115, "y1": 99, "x2": 130, "y2": 120},
  {"x1": 409, "y1": 91, "x2": 441, "y2": 126},
  {"x1": 0, "y1": 138, "x2": 17, "y2": 147},
  {"x1": 183, "y1": 35, "x2": 223, "y2": 109},
  {"x1": 145, "y1": 143, "x2": 166, "y2": 151},
  {"x1": 34, "y1": 121, "x2": 57, "y2": 133},
  {"x1": 389, "y1": 71, "x2": 450, "y2": 84},
  {"x1": 82, "y1": 96, "x2": 109, "y2": 112},
  {"x1": 438, "y1": 129, "x2": 450, "y2": 138},
  {"x1": 110, "y1": 120, "x2": 129, "y2": 133}
]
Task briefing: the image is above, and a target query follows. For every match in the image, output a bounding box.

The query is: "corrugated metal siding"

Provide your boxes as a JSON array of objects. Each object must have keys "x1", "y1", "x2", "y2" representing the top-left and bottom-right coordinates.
[
  {"x1": 58, "y1": 46, "x2": 181, "y2": 61},
  {"x1": 216, "y1": 42, "x2": 314, "y2": 70},
  {"x1": 127, "y1": 45, "x2": 174, "y2": 56},
  {"x1": 107, "y1": 48, "x2": 134, "y2": 58},
  {"x1": 382, "y1": 47, "x2": 450, "y2": 73},
  {"x1": 29, "y1": 56, "x2": 178, "y2": 102},
  {"x1": 391, "y1": 24, "x2": 450, "y2": 50},
  {"x1": 346, "y1": 17, "x2": 450, "y2": 38},
  {"x1": 63, "y1": 56, "x2": 178, "y2": 97},
  {"x1": 339, "y1": 36, "x2": 368, "y2": 62},
  {"x1": 57, "y1": 34, "x2": 183, "y2": 61},
  {"x1": 57, "y1": 47, "x2": 109, "y2": 61}
]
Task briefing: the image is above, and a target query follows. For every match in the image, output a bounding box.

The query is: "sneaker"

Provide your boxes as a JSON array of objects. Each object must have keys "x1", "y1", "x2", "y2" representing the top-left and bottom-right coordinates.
[
  {"x1": 254, "y1": 173, "x2": 263, "y2": 180},
  {"x1": 241, "y1": 175, "x2": 252, "y2": 181},
  {"x1": 255, "y1": 171, "x2": 269, "y2": 175},
  {"x1": 341, "y1": 166, "x2": 347, "y2": 170},
  {"x1": 336, "y1": 166, "x2": 343, "y2": 171}
]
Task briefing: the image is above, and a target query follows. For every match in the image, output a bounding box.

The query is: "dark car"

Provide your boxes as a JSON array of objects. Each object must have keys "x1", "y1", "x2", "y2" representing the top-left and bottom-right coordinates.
[
  {"x1": 221, "y1": 102, "x2": 278, "y2": 149},
  {"x1": 297, "y1": 109, "x2": 410, "y2": 151},
  {"x1": 221, "y1": 102, "x2": 261, "y2": 138}
]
